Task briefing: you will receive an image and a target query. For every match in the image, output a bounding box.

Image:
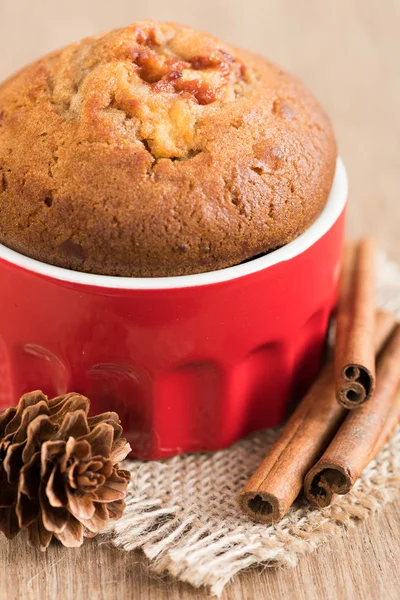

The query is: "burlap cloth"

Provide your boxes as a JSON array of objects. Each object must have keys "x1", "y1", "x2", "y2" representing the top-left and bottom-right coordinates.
[{"x1": 106, "y1": 253, "x2": 400, "y2": 596}]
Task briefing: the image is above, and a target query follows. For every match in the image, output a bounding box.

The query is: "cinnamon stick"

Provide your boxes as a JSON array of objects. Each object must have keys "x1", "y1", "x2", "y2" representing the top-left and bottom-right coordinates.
[
  {"x1": 237, "y1": 311, "x2": 395, "y2": 524},
  {"x1": 335, "y1": 239, "x2": 376, "y2": 409},
  {"x1": 304, "y1": 323, "x2": 400, "y2": 508}
]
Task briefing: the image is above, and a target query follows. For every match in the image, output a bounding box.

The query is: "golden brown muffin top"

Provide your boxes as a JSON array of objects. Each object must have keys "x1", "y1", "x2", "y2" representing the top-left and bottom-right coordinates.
[
  {"x1": 0, "y1": 21, "x2": 337, "y2": 277},
  {"x1": 51, "y1": 22, "x2": 252, "y2": 158}
]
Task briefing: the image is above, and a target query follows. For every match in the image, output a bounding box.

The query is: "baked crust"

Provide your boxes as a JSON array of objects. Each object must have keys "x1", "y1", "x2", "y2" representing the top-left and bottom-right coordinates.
[{"x1": 0, "y1": 21, "x2": 336, "y2": 277}]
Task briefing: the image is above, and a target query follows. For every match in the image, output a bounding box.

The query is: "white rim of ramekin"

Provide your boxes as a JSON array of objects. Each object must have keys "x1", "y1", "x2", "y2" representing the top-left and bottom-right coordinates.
[{"x1": 0, "y1": 157, "x2": 347, "y2": 290}]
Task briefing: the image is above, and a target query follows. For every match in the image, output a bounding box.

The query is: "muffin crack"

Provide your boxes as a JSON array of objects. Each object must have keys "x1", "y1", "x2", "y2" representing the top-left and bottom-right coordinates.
[{"x1": 45, "y1": 21, "x2": 252, "y2": 159}]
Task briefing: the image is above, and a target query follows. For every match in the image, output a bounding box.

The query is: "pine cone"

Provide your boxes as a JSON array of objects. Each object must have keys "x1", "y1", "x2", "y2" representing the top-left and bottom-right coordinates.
[{"x1": 0, "y1": 390, "x2": 131, "y2": 550}]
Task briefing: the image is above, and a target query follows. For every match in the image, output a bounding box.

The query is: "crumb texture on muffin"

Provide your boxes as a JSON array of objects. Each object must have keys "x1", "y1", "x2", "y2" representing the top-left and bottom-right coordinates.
[{"x1": 0, "y1": 21, "x2": 337, "y2": 277}]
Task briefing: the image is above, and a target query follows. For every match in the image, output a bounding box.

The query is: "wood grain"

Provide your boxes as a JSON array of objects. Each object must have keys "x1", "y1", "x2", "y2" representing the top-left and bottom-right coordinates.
[
  {"x1": 2, "y1": 504, "x2": 400, "y2": 600},
  {"x1": 0, "y1": 0, "x2": 399, "y2": 598}
]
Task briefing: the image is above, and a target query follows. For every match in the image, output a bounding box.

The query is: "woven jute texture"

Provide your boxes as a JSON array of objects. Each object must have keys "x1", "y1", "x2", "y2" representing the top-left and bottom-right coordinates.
[{"x1": 106, "y1": 253, "x2": 400, "y2": 596}]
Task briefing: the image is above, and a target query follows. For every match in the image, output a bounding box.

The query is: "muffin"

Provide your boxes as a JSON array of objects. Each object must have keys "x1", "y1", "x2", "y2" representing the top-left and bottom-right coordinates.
[{"x1": 0, "y1": 21, "x2": 336, "y2": 277}]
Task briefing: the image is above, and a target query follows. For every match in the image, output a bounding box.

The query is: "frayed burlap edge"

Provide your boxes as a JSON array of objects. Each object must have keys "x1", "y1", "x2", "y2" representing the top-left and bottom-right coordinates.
[{"x1": 105, "y1": 252, "x2": 400, "y2": 597}]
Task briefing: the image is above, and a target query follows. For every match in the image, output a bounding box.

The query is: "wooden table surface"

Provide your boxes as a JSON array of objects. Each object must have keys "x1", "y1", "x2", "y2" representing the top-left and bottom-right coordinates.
[{"x1": 1, "y1": 1, "x2": 400, "y2": 598}]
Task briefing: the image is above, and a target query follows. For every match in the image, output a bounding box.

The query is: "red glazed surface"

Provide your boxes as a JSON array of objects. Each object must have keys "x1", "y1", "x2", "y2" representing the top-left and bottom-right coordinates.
[{"x1": 0, "y1": 160, "x2": 347, "y2": 460}]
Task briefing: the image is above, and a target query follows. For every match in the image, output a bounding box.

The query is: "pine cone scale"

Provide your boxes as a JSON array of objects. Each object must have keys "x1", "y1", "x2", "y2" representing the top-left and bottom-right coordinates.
[
  {"x1": 80, "y1": 424, "x2": 115, "y2": 458},
  {"x1": 6, "y1": 392, "x2": 48, "y2": 438},
  {"x1": 62, "y1": 438, "x2": 91, "y2": 470},
  {"x1": 111, "y1": 438, "x2": 133, "y2": 463},
  {"x1": 0, "y1": 507, "x2": 19, "y2": 539},
  {"x1": 0, "y1": 407, "x2": 16, "y2": 437},
  {"x1": 40, "y1": 487, "x2": 69, "y2": 534},
  {"x1": 17, "y1": 453, "x2": 42, "y2": 528},
  {"x1": 22, "y1": 415, "x2": 56, "y2": 464},
  {"x1": 41, "y1": 440, "x2": 66, "y2": 470},
  {"x1": 14, "y1": 402, "x2": 51, "y2": 445},
  {"x1": 27, "y1": 516, "x2": 53, "y2": 551},
  {"x1": 0, "y1": 471, "x2": 15, "y2": 507},
  {"x1": 66, "y1": 488, "x2": 96, "y2": 521},
  {"x1": 79, "y1": 501, "x2": 109, "y2": 534},
  {"x1": 106, "y1": 498, "x2": 127, "y2": 521},
  {"x1": 56, "y1": 410, "x2": 90, "y2": 441},
  {"x1": 93, "y1": 469, "x2": 131, "y2": 503},
  {"x1": 17, "y1": 489, "x2": 39, "y2": 529},
  {"x1": 45, "y1": 463, "x2": 68, "y2": 508},
  {"x1": 87, "y1": 413, "x2": 123, "y2": 439},
  {"x1": 3, "y1": 442, "x2": 25, "y2": 485},
  {"x1": 48, "y1": 394, "x2": 90, "y2": 425},
  {"x1": 19, "y1": 452, "x2": 41, "y2": 500},
  {"x1": 56, "y1": 515, "x2": 84, "y2": 547}
]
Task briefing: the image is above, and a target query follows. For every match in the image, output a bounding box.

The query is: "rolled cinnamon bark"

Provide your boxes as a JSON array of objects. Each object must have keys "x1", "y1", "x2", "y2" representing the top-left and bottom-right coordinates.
[
  {"x1": 335, "y1": 239, "x2": 376, "y2": 409},
  {"x1": 304, "y1": 323, "x2": 400, "y2": 508},
  {"x1": 237, "y1": 311, "x2": 395, "y2": 524}
]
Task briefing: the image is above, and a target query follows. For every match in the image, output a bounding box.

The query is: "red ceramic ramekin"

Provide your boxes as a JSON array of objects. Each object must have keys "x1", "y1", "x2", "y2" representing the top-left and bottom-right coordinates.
[{"x1": 0, "y1": 158, "x2": 347, "y2": 460}]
